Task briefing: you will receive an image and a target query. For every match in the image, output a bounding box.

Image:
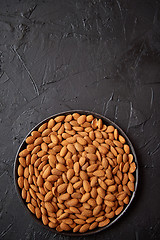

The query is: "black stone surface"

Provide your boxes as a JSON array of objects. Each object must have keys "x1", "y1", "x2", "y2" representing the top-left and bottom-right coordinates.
[{"x1": 0, "y1": 0, "x2": 160, "y2": 239}]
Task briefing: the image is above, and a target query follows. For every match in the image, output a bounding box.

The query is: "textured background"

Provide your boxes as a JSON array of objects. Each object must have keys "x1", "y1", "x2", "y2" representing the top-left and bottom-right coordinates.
[{"x1": 0, "y1": 0, "x2": 160, "y2": 239}]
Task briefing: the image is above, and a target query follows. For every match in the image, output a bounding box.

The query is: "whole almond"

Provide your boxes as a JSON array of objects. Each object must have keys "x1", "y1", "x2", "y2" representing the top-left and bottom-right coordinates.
[
  {"x1": 59, "y1": 193, "x2": 70, "y2": 201},
  {"x1": 74, "y1": 162, "x2": 80, "y2": 175},
  {"x1": 74, "y1": 142, "x2": 83, "y2": 152},
  {"x1": 67, "y1": 144, "x2": 76, "y2": 154},
  {"x1": 89, "y1": 221, "x2": 98, "y2": 230},
  {"x1": 98, "y1": 146, "x2": 108, "y2": 154},
  {"x1": 83, "y1": 180, "x2": 91, "y2": 193},
  {"x1": 73, "y1": 181, "x2": 83, "y2": 189},
  {"x1": 21, "y1": 188, "x2": 27, "y2": 199},
  {"x1": 97, "y1": 187, "x2": 105, "y2": 199},
  {"x1": 123, "y1": 162, "x2": 129, "y2": 173},
  {"x1": 98, "y1": 218, "x2": 110, "y2": 227},
  {"x1": 52, "y1": 122, "x2": 61, "y2": 132},
  {"x1": 45, "y1": 202, "x2": 55, "y2": 213},
  {"x1": 19, "y1": 149, "x2": 29, "y2": 157},
  {"x1": 77, "y1": 115, "x2": 86, "y2": 125},
  {"x1": 50, "y1": 134, "x2": 58, "y2": 145},
  {"x1": 119, "y1": 135, "x2": 125, "y2": 144},
  {"x1": 106, "y1": 126, "x2": 114, "y2": 133},
  {"x1": 54, "y1": 115, "x2": 65, "y2": 123},
  {"x1": 87, "y1": 164, "x2": 98, "y2": 173},
  {"x1": 130, "y1": 162, "x2": 136, "y2": 173},
  {"x1": 81, "y1": 193, "x2": 90, "y2": 203},
  {"x1": 67, "y1": 169, "x2": 74, "y2": 180},
  {"x1": 24, "y1": 167, "x2": 29, "y2": 178},
  {"x1": 107, "y1": 185, "x2": 117, "y2": 192},
  {"x1": 93, "y1": 170, "x2": 105, "y2": 177},
  {"x1": 128, "y1": 172, "x2": 135, "y2": 182},
  {"x1": 123, "y1": 195, "x2": 130, "y2": 204},
  {"x1": 93, "y1": 205, "x2": 101, "y2": 216},
  {"x1": 67, "y1": 199, "x2": 79, "y2": 207},
  {"x1": 80, "y1": 171, "x2": 88, "y2": 180},
  {"x1": 124, "y1": 144, "x2": 130, "y2": 154},
  {"x1": 81, "y1": 209, "x2": 92, "y2": 217},
  {"x1": 19, "y1": 157, "x2": 26, "y2": 168},
  {"x1": 42, "y1": 166, "x2": 51, "y2": 179},
  {"x1": 79, "y1": 223, "x2": 90, "y2": 233},
  {"x1": 56, "y1": 163, "x2": 67, "y2": 172},
  {"x1": 18, "y1": 176, "x2": 24, "y2": 188},
  {"x1": 115, "y1": 206, "x2": 123, "y2": 215},
  {"x1": 27, "y1": 203, "x2": 35, "y2": 214},
  {"x1": 60, "y1": 146, "x2": 67, "y2": 157},
  {"x1": 57, "y1": 183, "x2": 67, "y2": 194},
  {"x1": 35, "y1": 207, "x2": 41, "y2": 219},
  {"x1": 77, "y1": 137, "x2": 87, "y2": 146},
  {"x1": 127, "y1": 181, "x2": 135, "y2": 192}
]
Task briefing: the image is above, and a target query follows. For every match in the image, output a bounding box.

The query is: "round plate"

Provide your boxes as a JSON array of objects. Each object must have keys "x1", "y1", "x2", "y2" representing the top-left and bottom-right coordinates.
[{"x1": 14, "y1": 110, "x2": 138, "y2": 236}]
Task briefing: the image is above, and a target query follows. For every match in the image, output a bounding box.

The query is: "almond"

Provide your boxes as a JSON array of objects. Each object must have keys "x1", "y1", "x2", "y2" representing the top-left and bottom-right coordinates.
[
  {"x1": 79, "y1": 223, "x2": 90, "y2": 233},
  {"x1": 93, "y1": 169, "x2": 105, "y2": 177},
  {"x1": 77, "y1": 137, "x2": 87, "y2": 146},
  {"x1": 89, "y1": 221, "x2": 98, "y2": 230},
  {"x1": 130, "y1": 162, "x2": 136, "y2": 173},
  {"x1": 42, "y1": 166, "x2": 51, "y2": 179},
  {"x1": 56, "y1": 163, "x2": 67, "y2": 172},
  {"x1": 119, "y1": 135, "x2": 126, "y2": 144},
  {"x1": 60, "y1": 146, "x2": 67, "y2": 157},
  {"x1": 105, "y1": 194, "x2": 116, "y2": 201},
  {"x1": 27, "y1": 203, "x2": 35, "y2": 214},
  {"x1": 93, "y1": 205, "x2": 101, "y2": 216},
  {"x1": 18, "y1": 176, "x2": 24, "y2": 188},
  {"x1": 123, "y1": 162, "x2": 129, "y2": 173},
  {"x1": 98, "y1": 145, "x2": 108, "y2": 154},
  {"x1": 45, "y1": 202, "x2": 55, "y2": 212},
  {"x1": 128, "y1": 172, "x2": 135, "y2": 182},
  {"x1": 19, "y1": 149, "x2": 29, "y2": 157},
  {"x1": 21, "y1": 188, "x2": 26, "y2": 199},
  {"x1": 77, "y1": 115, "x2": 86, "y2": 125},
  {"x1": 67, "y1": 143, "x2": 76, "y2": 154},
  {"x1": 74, "y1": 162, "x2": 80, "y2": 175},
  {"x1": 81, "y1": 193, "x2": 90, "y2": 203},
  {"x1": 67, "y1": 199, "x2": 79, "y2": 207},
  {"x1": 67, "y1": 169, "x2": 74, "y2": 180},
  {"x1": 115, "y1": 206, "x2": 123, "y2": 215},
  {"x1": 83, "y1": 180, "x2": 91, "y2": 193},
  {"x1": 106, "y1": 125, "x2": 114, "y2": 133},
  {"x1": 98, "y1": 218, "x2": 110, "y2": 227},
  {"x1": 127, "y1": 181, "x2": 135, "y2": 192},
  {"x1": 57, "y1": 183, "x2": 67, "y2": 193},
  {"x1": 81, "y1": 209, "x2": 92, "y2": 217},
  {"x1": 107, "y1": 185, "x2": 117, "y2": 192},
  {"x1": 74, "y1": 218, "x2": 86, "y2": 224},
  {"x1": 54, "y1": 115, "x2": 65, "y2": 123},
  {"x1": 59, "y1": 193, "x2": 70, "y2": 201},
  {"x1": 87, "y1": 164, "x2": 98, "y2": 172},
  {"x1": 124, "y1": 144, "x2": 130, "y2": 154},
  {"x1": 80, "y1": 171, "x2": 88, "y2": 180},
  {"x1": 97, "y1": 187, "x2": 105, "y2": 199}
]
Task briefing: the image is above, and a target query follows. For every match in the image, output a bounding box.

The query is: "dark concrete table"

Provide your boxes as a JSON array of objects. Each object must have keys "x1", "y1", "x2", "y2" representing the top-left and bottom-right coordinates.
[{"x1": 0, "y1": 0, "x2": 160, "y2": 239}]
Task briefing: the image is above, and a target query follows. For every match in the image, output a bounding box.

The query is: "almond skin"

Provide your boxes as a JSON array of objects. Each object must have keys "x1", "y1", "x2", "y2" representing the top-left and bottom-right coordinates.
[
  {"x1": 19, "y1": 149, "x2": 29, "y2": 157},
  {"x1": 83, "y1": 180, "x2": 91, "y2": 193},
  {"x1": 81, "y1": 193, "x2": 90, "y2": 203}
]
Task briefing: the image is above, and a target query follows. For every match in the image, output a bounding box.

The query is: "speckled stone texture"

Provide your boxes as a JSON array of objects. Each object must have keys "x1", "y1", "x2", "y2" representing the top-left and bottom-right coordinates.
[{"x1": 0, "y1": 0, "x2": 160, "y2": 239}]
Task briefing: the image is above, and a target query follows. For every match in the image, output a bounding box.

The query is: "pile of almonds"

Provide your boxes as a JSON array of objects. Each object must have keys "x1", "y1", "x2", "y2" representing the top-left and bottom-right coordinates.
[{"x1": 17, "y1": 113, "x2": 136, "y2": 233}]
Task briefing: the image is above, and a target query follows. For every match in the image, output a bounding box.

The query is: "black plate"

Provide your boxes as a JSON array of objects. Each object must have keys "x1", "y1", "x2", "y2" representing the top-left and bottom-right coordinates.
[{"x1": 14, "y1": 110, "x2": 138, "y2": 236}]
